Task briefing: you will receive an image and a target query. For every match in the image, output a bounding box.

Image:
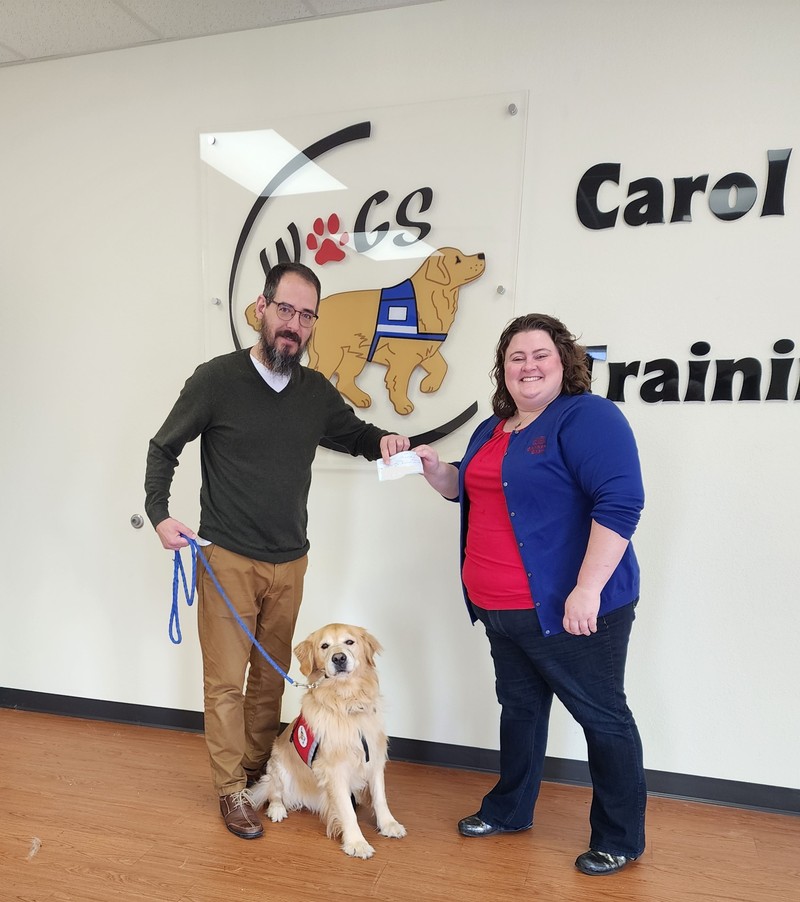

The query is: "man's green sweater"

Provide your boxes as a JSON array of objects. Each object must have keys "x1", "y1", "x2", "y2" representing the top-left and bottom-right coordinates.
[{"x1": 145, "y1": 349, "x2": 389, "y2": 563}]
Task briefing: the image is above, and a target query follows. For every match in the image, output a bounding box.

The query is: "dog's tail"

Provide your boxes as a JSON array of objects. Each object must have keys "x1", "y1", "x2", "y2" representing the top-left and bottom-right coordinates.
[{"x1": 245, "y1": 775, "x2": 271, "y2": 810}]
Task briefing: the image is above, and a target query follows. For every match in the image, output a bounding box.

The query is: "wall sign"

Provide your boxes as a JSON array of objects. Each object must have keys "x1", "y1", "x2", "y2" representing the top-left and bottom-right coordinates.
[
  {"x1": 588, "y1": 340, "x2": 800, "y2": 402},
  {"x1": 577, "y1": 147, "x2": 797, "y2": 404},
  {"x1": 577, "y1": 148, "x2": 792, "y2": 229},
  {"x1": 199, "y1": 94, "x2": 527, "y2": 460}
]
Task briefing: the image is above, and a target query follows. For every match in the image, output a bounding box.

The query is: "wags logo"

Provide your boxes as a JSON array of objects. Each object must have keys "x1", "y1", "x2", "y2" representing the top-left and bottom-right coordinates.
[{"x1": 226, "y1": 121, "x2": 486, "y2": 443}]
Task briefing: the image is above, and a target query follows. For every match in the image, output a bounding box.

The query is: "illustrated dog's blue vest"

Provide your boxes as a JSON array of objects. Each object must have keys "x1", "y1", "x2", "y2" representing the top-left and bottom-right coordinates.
[{"x1": 367, "y1": 279, "x2": 448, "y2": 362}]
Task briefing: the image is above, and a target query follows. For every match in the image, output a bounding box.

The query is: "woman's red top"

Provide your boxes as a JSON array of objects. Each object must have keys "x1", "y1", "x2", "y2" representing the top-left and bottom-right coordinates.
[{"x1": 462, "y1": 421, "x2": 534, "y2": 610}]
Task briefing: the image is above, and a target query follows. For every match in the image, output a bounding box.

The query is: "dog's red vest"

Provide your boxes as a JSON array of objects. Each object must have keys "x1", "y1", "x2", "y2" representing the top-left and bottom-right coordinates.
[
  {"x1": 289, "y1": 715, "x2": 371, "y2": 769},
  {"x1": 290, "y1": 714, "x2": 319, "y2": 767}
]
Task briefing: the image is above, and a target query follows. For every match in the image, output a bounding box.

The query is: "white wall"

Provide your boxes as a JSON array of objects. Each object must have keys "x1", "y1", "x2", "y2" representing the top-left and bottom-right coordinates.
[{"x1": 1, "y1": 0, "x2": 798, "y2": 791}]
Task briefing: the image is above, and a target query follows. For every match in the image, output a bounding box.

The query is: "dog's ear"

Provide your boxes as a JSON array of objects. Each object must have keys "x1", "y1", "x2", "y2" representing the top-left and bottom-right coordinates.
[
  {"x1": 244, "y1": 301, "x2": 261, "y2": 333},
  {"x1": 294, "y1": 638, "x2": 315, "y2": 677},
  {"x1": 361, "y1": 631, "x2": 384, "y2": 667},
  {"x1": 424, "y1": 250, "x2": 452, "y2": 286}
]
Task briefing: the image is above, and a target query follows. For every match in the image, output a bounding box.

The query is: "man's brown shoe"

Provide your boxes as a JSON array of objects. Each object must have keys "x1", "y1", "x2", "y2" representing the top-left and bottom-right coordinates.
[{"x1": 219, "y1": 790, "x2": 263, "y2": 839}]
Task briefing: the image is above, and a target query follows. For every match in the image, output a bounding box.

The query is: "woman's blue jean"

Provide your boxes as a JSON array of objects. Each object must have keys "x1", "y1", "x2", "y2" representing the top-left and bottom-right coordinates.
[{"x1": 472, "y1": 602, "x2": 646, "y2": 858}]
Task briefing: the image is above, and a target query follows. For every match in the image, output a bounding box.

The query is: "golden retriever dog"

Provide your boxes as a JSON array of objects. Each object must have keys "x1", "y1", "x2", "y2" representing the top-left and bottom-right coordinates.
[
  {"x1": 247, "y1": 623, "x2": 406, "y2": 859},
  {"x1": 307, "y1": 247, "x2": 485, "y2": 414},
  {"x1": 245, "y1": 247, "x2": 485, "y2": 415}
]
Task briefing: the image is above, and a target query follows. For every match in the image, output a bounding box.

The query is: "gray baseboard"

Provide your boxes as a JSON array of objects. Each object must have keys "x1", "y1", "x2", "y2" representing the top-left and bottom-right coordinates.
[{"x1": 2, "y1": 687, "x2": 797, "y2": 817}]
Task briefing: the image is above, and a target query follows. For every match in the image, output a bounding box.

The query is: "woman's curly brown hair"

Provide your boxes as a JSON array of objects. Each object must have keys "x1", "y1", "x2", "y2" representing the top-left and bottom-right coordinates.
[{"x1": 490, "y1": 313, "x2": 591, "y2": 418}]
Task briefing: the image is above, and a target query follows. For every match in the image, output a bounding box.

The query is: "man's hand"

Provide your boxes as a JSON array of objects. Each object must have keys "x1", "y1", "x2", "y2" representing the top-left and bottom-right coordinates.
[
  {"x1": 380, "y1": 433, "x2": 411, "y2": 464},
  {"x1": 155, "y1": 517, "x2": 196, "y2": 551}
]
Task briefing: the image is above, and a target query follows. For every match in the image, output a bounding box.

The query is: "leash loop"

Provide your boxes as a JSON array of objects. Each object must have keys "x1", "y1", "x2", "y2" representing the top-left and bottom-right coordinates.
[
  {"x1": 169, "y1": 536, "x2": 317, "y2": 689},
  {"x1": 169, "y1": 540, "x2": 196, "y2": 644}
]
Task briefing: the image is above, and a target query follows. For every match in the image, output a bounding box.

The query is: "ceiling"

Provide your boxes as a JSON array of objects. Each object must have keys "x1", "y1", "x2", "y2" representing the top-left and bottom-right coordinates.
[{"x1": 0, "y1": 0, "x2": 439, "y2": 68}]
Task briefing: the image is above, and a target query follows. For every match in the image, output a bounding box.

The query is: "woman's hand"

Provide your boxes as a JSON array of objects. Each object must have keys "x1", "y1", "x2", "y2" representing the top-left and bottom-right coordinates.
[
  {"x1": 413, "y1": 445, "x2": 459, "y2": 499},
  {"x1": 413, "y1": 444, "x2": 441, "y2": 473},
  {"x1": 563, "y1": 585, "x2": 601, "y2": 636},
  {"x1": 564, "y1": 521, "x2": 630, "y2": 635}
]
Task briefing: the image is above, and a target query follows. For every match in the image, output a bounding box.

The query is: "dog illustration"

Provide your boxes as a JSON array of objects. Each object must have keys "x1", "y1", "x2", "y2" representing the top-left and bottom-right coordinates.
[
  {"x1": 303, "y1": 247, "x2": 485, "y2": 414},
  {"x1": 247, "y1": 623, "x2": 405, "y2": 859}
]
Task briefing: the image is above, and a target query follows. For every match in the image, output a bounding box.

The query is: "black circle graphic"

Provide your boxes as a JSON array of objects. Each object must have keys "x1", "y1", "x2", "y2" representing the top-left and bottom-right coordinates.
[{"x1": 226, "y1": 121, "x2": 478, "y2": 447}]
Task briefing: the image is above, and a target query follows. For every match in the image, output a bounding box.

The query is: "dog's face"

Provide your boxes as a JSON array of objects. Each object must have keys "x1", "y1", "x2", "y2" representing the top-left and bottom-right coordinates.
[
  {"x1": 419, "y1": 246, "x2": 486, "y2": 289},
  {"x1": 294, "y1": 623, "x2": 383, "y2": 680}
]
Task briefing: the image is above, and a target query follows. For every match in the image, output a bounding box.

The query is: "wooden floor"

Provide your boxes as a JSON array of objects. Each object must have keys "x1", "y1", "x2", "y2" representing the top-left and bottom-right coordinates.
[{"x1": 2, "y1": 709, "x2": 798, "y2": 902}]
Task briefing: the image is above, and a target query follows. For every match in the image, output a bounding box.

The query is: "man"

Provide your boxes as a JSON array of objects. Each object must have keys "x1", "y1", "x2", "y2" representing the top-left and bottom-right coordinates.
[{"x1": 145, "y1": 262, "x2": 410, "y2": 839}]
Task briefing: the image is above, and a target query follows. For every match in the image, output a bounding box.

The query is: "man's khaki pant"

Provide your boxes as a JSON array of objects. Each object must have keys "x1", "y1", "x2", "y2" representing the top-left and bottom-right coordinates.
[{"x1": 196, "y1": 544, "x2": 307, "y2": 796}]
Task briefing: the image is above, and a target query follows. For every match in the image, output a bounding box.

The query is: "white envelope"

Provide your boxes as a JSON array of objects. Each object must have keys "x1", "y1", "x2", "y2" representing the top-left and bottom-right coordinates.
[{"x1": 376, "y1": 451, "x2": 424, "y2": 481}]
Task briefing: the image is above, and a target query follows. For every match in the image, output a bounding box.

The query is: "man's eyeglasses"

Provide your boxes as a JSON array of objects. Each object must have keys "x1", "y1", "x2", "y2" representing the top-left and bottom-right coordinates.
[{"x1": 267, "y1": 299, "x2": 319, "y2": 328}]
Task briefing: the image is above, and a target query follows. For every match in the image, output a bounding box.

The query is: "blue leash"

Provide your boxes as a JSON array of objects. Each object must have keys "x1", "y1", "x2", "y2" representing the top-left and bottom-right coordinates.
[
  {"x1": 169, "y1": 539, "x2": 196, "y2": 644},
  {"x1": 169, "y1": 536, "x2": 305, "y2": 688}
]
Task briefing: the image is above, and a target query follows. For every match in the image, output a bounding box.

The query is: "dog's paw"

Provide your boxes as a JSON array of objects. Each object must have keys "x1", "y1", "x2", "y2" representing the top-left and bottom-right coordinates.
[
  {"x1": 379, "y1": 819, "x2": 407, "y2": 839},
  {"x1": 390, "y1": 398, "x2": 414, "y2": 415},
  {"x1": 419, "y1": 373, "x2": 445, "y2": 393},
  {"x1": 267, "y1": 802, "x2": 288, "y2": 823},
  {"x1": 342, "y1": 838, "x2": 375, "y2": 859},
  {"x1": 307, "y1": 214, "x2": 348, "y2": 265},
  {"x1": 339, "y1": 385, "x2": 373, "y2": 409}
]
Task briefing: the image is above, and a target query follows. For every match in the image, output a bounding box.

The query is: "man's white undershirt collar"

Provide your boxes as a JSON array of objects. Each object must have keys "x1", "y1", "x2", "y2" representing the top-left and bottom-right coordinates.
[{"x1": 250, "y1": 350, "x2": 290, "y2": 392}]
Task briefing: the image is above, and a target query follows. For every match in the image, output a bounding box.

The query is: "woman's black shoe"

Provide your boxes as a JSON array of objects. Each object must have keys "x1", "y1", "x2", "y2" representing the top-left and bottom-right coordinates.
[
  {"x1": 457, "y1": 814, "x2": 532, "y2": 837},
  {"x1": 458, "y1": 815, "x2": 500, "y2": 836},
  {"x1": 575, "y1": 849, "x2": 637, "y2": 875}
]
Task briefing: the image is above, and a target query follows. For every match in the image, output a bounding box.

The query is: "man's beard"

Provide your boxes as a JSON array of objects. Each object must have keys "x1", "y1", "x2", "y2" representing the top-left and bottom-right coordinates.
[{"x1": 259, "y1": 325, "x2": 305, "y2": 375}]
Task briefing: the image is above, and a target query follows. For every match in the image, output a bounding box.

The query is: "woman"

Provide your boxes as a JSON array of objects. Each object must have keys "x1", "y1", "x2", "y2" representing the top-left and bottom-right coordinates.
[{"x1": 415, "y1": 313, "x2": 646, "y2": 876}]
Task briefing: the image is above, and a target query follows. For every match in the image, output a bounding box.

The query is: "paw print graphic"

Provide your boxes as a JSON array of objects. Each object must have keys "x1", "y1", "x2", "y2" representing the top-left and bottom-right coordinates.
[{"x1": 307, "y1": 214, "x2": 349, "y2": 265}]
